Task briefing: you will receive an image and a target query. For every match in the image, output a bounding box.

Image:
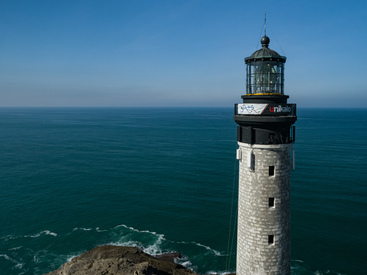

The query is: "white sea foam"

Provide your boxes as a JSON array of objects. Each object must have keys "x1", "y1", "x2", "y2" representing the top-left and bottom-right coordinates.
[
  {"x1": 142, "y1": 243, "x2": 163, "y2": 256},
  {"x1": 0, "y1": 254, "x2": 24, "y2": 269},
  {"x1": 95, "y1": 227, "x2": 108, "y2": 232},
  {"x1": 108, "y1": 223, "x2": 224, "y2": 273},
  {"x1": 113, "y1": 224, "x2": 167, "y2": 244},
  {"x1": 107, "y1": 240, "x2": 143, "y2": 249},
  {"x1": 105, "y1": 237, "x2": 198, "y2": 272},
  {"x1": 174, "y1": 254, "x2": 195, "y2": 271},
  {"x1": 180, "y1": 260, "x2": 193, "y2": 267},
  {"x1": 99, "y1": 224, "x2": 225, "y2": 273},
  {"x1": 194, "y1": 242, "x2": 222, "y2": 256},
  {"x1": 176, "y1": 240, "x2": 222, "y2": 256},
  {"x1": 26, "y1": 230, "x2": 57, "y2": 238},
  {"x1": 66, "y1": 255, "x2": 76, "y2": 262},
  {"x1": 2, "y1": 234, "x2": 17, "y2": 241},
  {"x1": 72, "y1": 227, "x2": 92, "y2": 231},
  {"x1": 15, "y1": 263, "x2": 24, "y2": 269},
  {"x1": 9, "y1": 246, "x2": 23, "y2": 251},
  {"x1": 66, "y1": 251, "x2": 85, "y2": 263},
  {"x1": 0, "y1": 254, "x2": 13, "y2": 261},
  {"x1": 156, "y1": 234, "x2": 166, "y2": 244},
  {"x1": 2, "y1": 230, "x2": 57, "y2": 241},
  {"x1": 33, "y1": 249, "x2": 52, "y2": 264},
  {"x1": 107, "y1": 240, "x2": 163, "y2": 256},
  {"x1": 114, "y1": 224, "x2": 135, "y2": 231},
  {"x1": 114, "y1": 224, "x2": 165, "y2": 238},
  {"x1": 114, "y1": 224, "x2": 150, "y2": 234}
]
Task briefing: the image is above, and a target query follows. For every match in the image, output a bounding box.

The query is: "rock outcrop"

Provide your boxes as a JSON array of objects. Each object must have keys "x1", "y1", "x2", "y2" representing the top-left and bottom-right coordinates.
[{"x1": 45, "y1": 245, "x2": 198, "y2": 275}]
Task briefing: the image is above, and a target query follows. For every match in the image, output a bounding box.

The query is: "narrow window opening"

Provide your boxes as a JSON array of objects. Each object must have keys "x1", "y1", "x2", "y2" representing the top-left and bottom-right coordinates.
[
  {"x1": 269, "y1": 197, "x2": 275, "y2": 207},
  {"x1": 269, "y1": 166, "x2": 275, "y2": 176},
  {"x1": 268, "y1": 235, "x2": 274, "y2": 245}
]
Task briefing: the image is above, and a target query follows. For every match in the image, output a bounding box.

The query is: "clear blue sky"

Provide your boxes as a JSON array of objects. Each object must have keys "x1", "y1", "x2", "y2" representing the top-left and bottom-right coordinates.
[{"x1": 1, "y1": 0, "x2": 366, "y2": 107}]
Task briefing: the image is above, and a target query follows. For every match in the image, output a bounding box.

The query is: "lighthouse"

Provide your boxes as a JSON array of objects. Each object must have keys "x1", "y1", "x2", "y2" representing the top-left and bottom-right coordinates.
[{"x1": 234, "y1": 34, "x2": 297, "y2": 275}]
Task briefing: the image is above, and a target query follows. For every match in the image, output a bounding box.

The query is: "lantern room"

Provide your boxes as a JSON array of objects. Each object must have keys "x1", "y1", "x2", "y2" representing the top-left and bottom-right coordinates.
[{"x1": 245, "y1": 35, "x2": 286, "y2": 95}]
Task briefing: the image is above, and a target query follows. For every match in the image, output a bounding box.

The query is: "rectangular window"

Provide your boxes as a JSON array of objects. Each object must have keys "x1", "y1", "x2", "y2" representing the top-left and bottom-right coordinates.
[
  {"x1": 269, "y1": 166, "x2": 275, "y2": 176},
  {"x1": 268, "y1": 235, "x2": 274, "y2": 245},
  {"x1": 269, "y1": 197, "x2": 275, "y2": 207}
]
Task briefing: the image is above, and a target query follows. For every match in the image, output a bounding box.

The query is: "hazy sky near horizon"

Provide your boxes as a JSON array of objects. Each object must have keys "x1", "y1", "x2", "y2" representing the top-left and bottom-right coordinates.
[{"x1": 1, "y1": 0, "x2": 366, "y2": 108}]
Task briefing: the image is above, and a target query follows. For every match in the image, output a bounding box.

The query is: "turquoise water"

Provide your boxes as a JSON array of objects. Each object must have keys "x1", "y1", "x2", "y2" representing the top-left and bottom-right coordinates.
[{"x1": 0, "y1": 107, "x2": 366, "y2": 275}]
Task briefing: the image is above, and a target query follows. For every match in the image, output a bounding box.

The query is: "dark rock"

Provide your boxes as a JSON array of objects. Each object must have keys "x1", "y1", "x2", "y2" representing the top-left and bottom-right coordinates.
[
  {"x1": 44, "y1": 245, "x2": 198, "y2": 275},
  {"x1": 155, "y1": 252, "x2": 181, "y2": 262}
]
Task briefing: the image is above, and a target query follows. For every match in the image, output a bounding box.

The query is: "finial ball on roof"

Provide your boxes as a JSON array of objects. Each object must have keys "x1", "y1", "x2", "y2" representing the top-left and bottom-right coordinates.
[{"x1": 261, "y1": 35, "x2": 270, "y2": 48}]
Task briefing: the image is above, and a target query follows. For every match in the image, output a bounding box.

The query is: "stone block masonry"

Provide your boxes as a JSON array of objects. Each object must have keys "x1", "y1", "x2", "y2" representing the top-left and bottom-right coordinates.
[{"x1": 236, "y1": 142, "x2": 292, "y2": 275}]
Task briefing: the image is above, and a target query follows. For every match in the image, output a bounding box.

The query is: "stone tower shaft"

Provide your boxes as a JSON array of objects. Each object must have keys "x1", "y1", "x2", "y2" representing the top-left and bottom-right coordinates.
[{"x1": 236, "y1": 143, "x2": 291, "y2": 274}]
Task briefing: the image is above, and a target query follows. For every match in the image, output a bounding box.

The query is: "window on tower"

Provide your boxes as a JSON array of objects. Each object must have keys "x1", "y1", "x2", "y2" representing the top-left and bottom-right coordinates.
[
  {"x1": 268, "y1": 235, "x2": 274, "y2": 245},
  {"x1": 269, "y1": 166, "x2": 275, "y2": 176},
  {"x1": 269, "y1": 197, "x2": 275, "y2": 207}
]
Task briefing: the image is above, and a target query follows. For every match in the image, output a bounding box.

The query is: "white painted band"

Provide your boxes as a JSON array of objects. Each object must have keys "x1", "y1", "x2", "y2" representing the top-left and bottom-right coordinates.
[{"x1": 237, "y1": 142, "x2": 293, "y2": 149}]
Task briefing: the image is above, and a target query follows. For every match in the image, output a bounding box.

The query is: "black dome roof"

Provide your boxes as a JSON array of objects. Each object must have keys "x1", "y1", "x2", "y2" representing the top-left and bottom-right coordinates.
[{"x1": 245, "y1": 35, "x2": 286, "y2": 63}]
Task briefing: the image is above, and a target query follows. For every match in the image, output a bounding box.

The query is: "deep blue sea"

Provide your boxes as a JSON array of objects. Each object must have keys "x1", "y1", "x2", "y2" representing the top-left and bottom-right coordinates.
[{"x1": 0, "y1": 107, "x2": 366, "y2": 275}]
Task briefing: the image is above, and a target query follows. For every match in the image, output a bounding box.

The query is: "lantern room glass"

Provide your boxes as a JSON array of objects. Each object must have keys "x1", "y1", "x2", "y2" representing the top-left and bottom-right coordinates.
[{"x1": 246, "y1": 60, "x2": 284, "y2": 95}]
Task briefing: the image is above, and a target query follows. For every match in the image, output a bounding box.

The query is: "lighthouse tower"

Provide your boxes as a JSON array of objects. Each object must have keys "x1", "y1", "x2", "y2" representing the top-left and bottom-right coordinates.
[{"x1": 234, "y1": 34, "x2": 297, "y2": 275}]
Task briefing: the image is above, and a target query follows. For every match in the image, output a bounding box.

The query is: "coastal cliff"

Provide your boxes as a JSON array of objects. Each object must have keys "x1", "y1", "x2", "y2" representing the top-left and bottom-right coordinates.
[{"x1": 45, "y1": 245, "x2": 198, "y2": 275}]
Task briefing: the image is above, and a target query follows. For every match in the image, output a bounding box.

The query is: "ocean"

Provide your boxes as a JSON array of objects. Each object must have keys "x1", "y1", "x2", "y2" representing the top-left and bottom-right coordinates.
[{"x1": 0, "y1": 107, "x2": 366, "y2": 275}]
